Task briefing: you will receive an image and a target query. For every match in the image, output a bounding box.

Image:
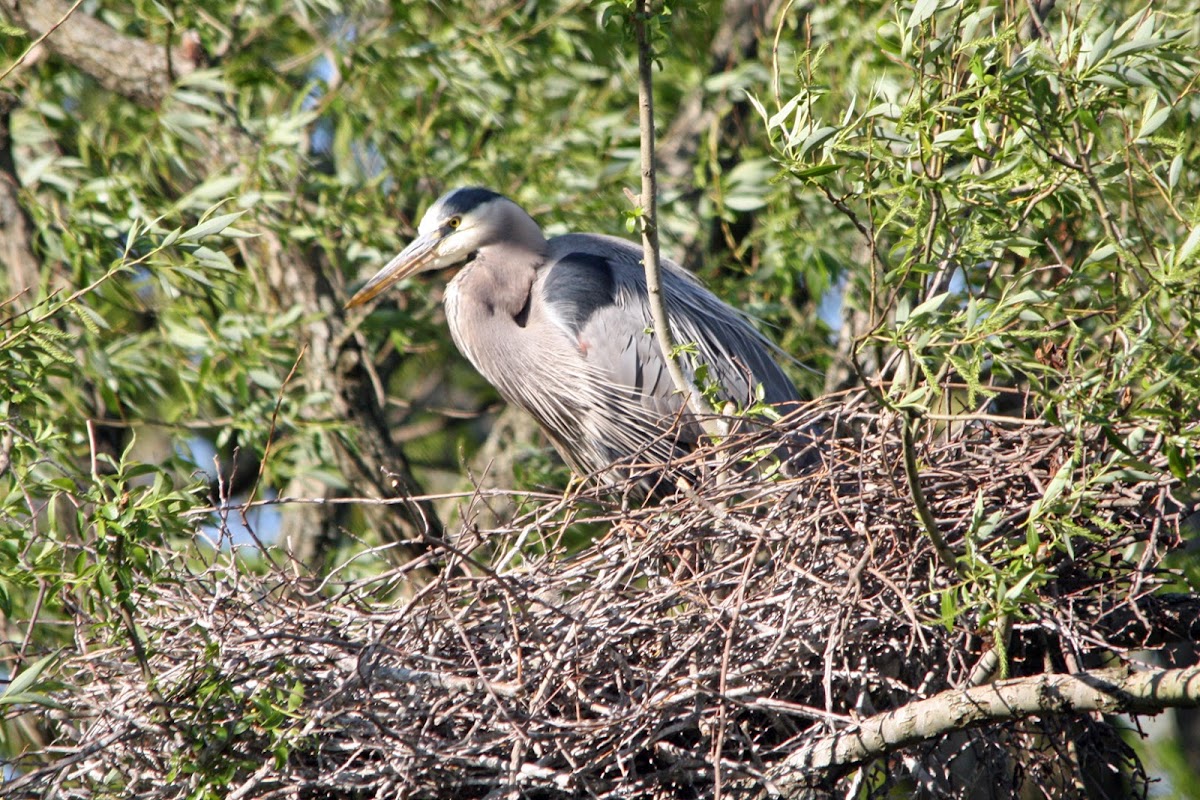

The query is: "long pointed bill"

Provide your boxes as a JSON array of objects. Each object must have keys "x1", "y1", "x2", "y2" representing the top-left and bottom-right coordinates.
[{"x1": 345, "y1": 232, "x2": 442, "y2": 309}]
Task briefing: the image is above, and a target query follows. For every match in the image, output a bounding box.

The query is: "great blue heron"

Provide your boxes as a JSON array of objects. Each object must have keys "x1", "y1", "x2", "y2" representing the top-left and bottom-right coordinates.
[{"x1": 346, "y1": 187, "x2": 800, "y2": 488}]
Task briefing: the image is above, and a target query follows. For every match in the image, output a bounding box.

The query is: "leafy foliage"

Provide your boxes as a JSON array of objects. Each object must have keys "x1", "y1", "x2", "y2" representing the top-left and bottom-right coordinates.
[
  {"x1": 0, "y1": 0, "x2": 1198, "y2": 795},
  {"x1": 752, "y1": 0, "x2": 1200, "y2": 676}
]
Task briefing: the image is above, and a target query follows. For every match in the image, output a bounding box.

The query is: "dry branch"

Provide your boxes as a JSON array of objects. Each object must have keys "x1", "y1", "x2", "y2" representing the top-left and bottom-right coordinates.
[{"x1": 4, "y1": 395, "x2": 1197, "y2": 799}]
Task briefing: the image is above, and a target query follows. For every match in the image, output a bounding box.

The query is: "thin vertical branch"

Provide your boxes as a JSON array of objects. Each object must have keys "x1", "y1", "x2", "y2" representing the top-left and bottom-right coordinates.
[
  {"x1": 901, "y1": 415, "x2": 962, "y2": 578},
  {"x1": 632, "y1": 1, "x2": 715, "y2": 424}
]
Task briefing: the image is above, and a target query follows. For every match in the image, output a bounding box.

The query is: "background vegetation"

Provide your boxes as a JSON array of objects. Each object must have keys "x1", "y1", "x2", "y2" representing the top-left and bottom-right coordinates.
[{"x1": 1, "y1": 0, "x2": 1198, "y2": 796}]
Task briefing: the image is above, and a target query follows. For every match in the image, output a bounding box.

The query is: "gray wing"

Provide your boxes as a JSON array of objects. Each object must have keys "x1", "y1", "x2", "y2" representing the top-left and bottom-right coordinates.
[{"x1": 542, "y1": 233, "x2": 799, "y2": 413}]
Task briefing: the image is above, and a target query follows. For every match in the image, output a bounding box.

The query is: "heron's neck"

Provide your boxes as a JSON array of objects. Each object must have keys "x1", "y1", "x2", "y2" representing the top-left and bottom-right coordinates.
[
  {"x1": 501, "y1": 200, "x2": 549, "y2": 259},
  {"x1": 451, "y1": 198, "x2": 547, "y2": 318}
]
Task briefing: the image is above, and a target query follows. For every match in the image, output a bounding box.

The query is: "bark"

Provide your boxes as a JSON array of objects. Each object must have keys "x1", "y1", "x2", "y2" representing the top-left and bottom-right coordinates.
[
  {"x1": 250, "y1": 236, "x2": 444, "y2": 564},
  {"x1": 0, "y1": 92, "x2": 39, "y2": 308},
  {"x1": 774, "y1": 665, "x2": 1200, "y2": 794},
  {"x1": 634, "y1": 1, "x2": 713, "y2": 422},
  {"x1": 0, "y1": 0, "x2": 198, "y2": 107}
]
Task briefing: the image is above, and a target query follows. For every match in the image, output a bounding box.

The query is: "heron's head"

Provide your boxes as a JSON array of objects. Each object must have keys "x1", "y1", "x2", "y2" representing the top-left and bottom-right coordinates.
[{"x1": 346, "y1": 187, "x2": 531, "y2": 308}]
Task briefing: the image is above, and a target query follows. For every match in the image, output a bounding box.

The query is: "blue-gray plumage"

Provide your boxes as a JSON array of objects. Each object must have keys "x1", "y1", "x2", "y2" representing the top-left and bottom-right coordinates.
[
  {"x1": 541, "y1": 253, "x2": 616, "y2": 336},
  {"x1": 347, "y1": 188, "x2": 799, "y2": 487}
]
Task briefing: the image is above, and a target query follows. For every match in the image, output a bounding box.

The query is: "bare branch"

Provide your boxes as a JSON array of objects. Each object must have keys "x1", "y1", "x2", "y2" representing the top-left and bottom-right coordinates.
[
  {"x1": 1091, "y1": 592, "x2": 1200, "y2": 649},
  {"x1": 775, "y1": 666, "x2": 1200, "y2": 790}
]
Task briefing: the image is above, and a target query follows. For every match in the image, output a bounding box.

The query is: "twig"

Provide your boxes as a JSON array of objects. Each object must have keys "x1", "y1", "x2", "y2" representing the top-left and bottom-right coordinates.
[
  {"x1": 0, "y1": 0, "x2": 86, "y2": 85},
  {"x1": 901, "y1": 414, "x2": 962, "y2": 578}
]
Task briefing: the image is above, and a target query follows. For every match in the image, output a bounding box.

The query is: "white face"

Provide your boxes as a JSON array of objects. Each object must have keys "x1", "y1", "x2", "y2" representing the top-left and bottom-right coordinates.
[{"x1": 424, "y1": 199, "x2": 500, "y2": 270}]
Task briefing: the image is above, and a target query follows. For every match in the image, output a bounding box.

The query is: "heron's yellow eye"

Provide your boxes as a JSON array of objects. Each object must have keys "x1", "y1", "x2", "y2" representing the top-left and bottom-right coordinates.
[{"x1": 447, "y1": 216, "x2": 461, "y2": 229}]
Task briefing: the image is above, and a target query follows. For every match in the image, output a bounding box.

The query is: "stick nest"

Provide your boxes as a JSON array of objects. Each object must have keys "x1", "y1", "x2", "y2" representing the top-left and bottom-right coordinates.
[{"x1": 12, "y1": 396, "x2": 1194, "y2": 799}]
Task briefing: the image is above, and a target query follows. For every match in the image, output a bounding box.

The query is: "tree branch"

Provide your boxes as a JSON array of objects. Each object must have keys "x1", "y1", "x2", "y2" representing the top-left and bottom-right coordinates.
[
  {"x1": 901, "y1": 414, "x2": 962, "y2": 577},
  {"x1": 0, "y1": 92, "x2": 39, "y2": 308},
  {"x1": 632, "y1": 1, "x2": 715, "y2": 425},
  {"x1": 0, "y1": 0, "x2": 197, "y2": 107},
  {"x1": 0, "y1": 0, "x2": 441, "y2": 562},
  {"x1": 774, "y1": 666, "x2": 1200, "y2": 792}
]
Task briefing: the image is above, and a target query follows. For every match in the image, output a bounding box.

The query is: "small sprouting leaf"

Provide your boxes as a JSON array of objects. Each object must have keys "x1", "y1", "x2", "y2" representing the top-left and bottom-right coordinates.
[
  {"x1": 30, "y1": 334, "x2": 75, "y2": 364},
  {"x1": 287, "y1": 680, "x2": 306, "y2": 712},
  {"x1": 71, "y1": 303, "x2": 109, "y2": 333}
]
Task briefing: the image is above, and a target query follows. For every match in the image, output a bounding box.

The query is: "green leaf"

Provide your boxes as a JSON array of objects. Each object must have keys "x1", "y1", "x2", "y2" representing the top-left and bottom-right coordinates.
[
  {"x1": 1176, "y1": 225, "x2": 1200, "y2": 267},
  {"x1": 1, "y1": 652, "x2": 57, "y2": 702},
  {"x1": 799, "y1": 125, "x2": 839, "y2": 157},
  {"x1": 907, "y1": 0, "x2": 940, "y2": 29},
  {"x1": 908, "y1": 291, "x2": 951, "y2": 320},
  {"x1": 932, "y1": 128, "x2": 966, "y2": 147},
  {"x1": 1136, "y1": 105, "x2": 1170, "y2": 140},
  {"x1": 724, "y1": 194, "x2": 767, "y2": 212},
  {"x1": 181, "y1": 211, "x2": 247, "y2": 242},
  {"x1": 1083, "y1": 24, "x2": 1116, "y2": 71},
  {"x1": 248, "y1": 368, "x2": 283, "y2": 391},
  {"x1": 768, "y1": 95, "x2": 801, "y2": 132},
  {"x1": 788, "y1": 163, "x2": 841, "y2": 179},
  {"x1": 1082, "y1": 243, "x2": 1117, "y2": 266},
  {"x1": 1168, "y1": 154, "x2": 1183, "y2": 189},
  {"x1": 1042, "y1": 456, "x2": 1075, "y2": 509},
  {"x1": 178, "y1": 175, "x2": 245, "y2": 209},
  {"x1": 1003, "y1": 570, "x2": 1038, "y2": 602},
  {"x1": 939, "y1": 589, "x2": 958, "y2": 632},
  {"x1": 895, "y1": 386, "x2": 929, "y2": 408}
]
